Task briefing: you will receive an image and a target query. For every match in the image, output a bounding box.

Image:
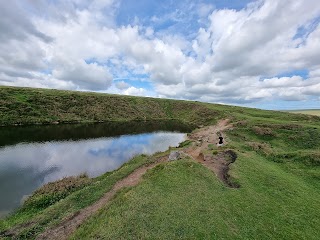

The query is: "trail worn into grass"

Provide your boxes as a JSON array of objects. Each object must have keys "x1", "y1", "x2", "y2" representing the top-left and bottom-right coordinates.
[
  {"x1": 36, "y1": 157, "x2": 167, "y2": 240},
  {"x1": 185, "y1": 119, "x2": 239, "y2": 187},
  {"x1": 34, "y1": 120, "x2": 235, "y2": 240}
]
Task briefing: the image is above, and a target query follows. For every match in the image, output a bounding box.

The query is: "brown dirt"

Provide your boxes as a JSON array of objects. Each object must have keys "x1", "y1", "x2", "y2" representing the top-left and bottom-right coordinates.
[
  {"x1": 36, "y1": 156, "x2": 167, "y2": 240},
  {"x1": 200, "y1": 150, "x2": 239, "y2": 188},
  {"x1": 184, "y1": 119, "x2": 239, "y2": 188}
]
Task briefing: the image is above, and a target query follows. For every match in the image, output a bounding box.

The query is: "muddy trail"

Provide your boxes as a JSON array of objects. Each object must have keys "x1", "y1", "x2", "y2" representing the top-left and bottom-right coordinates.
[
  {"x1": 35, "y1": 157, "x2": 168, "y2": 240},
  {"x1": 185, "y1": 119, "x2": 239, "y2": 188}
]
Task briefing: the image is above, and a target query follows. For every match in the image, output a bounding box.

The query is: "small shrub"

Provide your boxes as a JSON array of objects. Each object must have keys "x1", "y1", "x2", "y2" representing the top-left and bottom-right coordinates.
[
  {"x1": 235, "y1": 120, "x2": 248, "y2": 127},
  {"x1": 23, "y1": 174, "x2": 91, "y2": 210},
  {"x1": 252, "y1": 126, "x2": 275, "y2": 136},
  {"x1": 178, "y1": 140, "x2": 193, "y2": 148},
  {"x1": 212, "y1": 150, "x2": 219, "y2": 155},
  {"x1": 247, "y1": 142, "x2": 273, "y2": 155}
]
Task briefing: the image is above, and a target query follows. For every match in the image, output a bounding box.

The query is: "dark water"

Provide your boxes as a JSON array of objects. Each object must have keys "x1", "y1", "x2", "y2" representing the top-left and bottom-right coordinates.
[{"x1": 0, "y1": 121, "x2": 192, "y2": 218}]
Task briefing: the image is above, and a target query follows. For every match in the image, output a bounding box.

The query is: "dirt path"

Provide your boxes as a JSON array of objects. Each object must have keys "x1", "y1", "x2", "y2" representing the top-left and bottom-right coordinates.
[
  {"x1": 36, "y1": 157, "x2": 167, "y2": 240},
  {"x1": 185, "y1": 119, "x2": 231, "y2": 159},
  {"x1": 184, "y1": 119, "x2": 238, "y2": 188},
  {"x1": 33, "y1": 120, "x2": 236, "y2": 239}
]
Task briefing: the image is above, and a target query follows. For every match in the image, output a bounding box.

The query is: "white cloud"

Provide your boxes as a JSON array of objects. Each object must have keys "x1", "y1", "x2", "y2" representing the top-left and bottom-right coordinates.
[
  {"x1": 115, "y1": 81, "x2": 130, "y2": 90},
  {"x1": 52, "y1": 59, "x2": 112, "y2": 90},
  {"x1": 1, "y1": 0, "x2": 320, "y2": 107},
  {"x1": 261, "y1": 76, "x2": 304, "y2": 88},
  {"x1": 123, "y1": 86, "x2": 146, "y2": 96}
]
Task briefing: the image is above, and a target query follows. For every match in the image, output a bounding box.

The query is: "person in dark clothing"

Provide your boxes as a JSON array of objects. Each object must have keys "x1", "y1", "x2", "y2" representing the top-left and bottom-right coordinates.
[{"x1": 218, "y1": 136, "x2": 223, "y2": 144}]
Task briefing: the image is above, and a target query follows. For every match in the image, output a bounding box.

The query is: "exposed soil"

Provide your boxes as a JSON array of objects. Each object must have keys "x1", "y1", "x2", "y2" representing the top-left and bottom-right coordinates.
[
  {"x1": 36, "y1": 156, "x2": 167, "y2": 240},
  {"x1": 184, "y1": 119, "x2": 239, "y2": 188},
  {"x1": 199, "y1": 150, "x2": 239, "y2": 188}
]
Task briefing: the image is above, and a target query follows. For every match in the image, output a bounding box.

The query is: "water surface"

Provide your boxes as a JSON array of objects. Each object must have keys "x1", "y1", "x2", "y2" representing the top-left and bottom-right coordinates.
[{"x1": 0, "y1": 121, "x2": 191, "y2": 218}]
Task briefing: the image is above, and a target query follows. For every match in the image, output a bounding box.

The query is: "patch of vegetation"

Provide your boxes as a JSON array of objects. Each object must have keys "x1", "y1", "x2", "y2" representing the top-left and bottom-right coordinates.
[
  {"x1": 22, "y1": 174, "x2": 91, "y2": 211},
  {"x1": 178, "y1": 140, "x2": 193, "y2": 148},
  {"x1": 252, "y1": 126, "x2": 276, "y2": 137}
]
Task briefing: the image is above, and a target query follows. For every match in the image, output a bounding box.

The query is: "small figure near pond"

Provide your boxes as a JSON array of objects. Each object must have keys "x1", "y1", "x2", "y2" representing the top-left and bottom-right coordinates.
[{"x1": 217, "y1": 136, "x2": 224, "y2": 146}]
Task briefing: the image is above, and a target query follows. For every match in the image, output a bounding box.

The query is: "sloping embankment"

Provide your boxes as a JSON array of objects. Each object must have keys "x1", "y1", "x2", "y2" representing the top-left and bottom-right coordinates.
[{"x1": 0, "y1": 86, "x2": 222, "y2": 127}]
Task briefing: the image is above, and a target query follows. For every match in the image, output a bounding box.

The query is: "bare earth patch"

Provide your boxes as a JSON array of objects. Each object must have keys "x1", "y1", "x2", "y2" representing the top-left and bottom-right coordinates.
[{"x1": 184, "y1": 119, "x2": 239, "y2": 188}]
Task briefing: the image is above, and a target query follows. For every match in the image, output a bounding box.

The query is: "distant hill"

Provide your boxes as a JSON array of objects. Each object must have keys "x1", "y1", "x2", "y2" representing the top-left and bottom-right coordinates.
[{"x1": 285, "y1": 109, "x2": 320, "y2": 116}]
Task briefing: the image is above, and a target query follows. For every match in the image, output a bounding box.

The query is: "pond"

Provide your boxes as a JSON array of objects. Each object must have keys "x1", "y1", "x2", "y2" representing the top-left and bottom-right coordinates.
[{"x1": 0, "y1": 121, "x2": 192, "y2": 218}]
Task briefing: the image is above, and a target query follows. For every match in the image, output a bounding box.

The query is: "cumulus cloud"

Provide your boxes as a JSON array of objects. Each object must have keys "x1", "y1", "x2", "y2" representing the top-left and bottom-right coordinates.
[
  {"x1": 52, "y1": 59, "x2": 112, "y2": 90},
  {"x1": 0, "y1": 0, "x2": 320, "y2": 107},
  {"x1": 115, "y1": 81, "x2": 130, "y2": 90},
  {"x1": 0, "y1": 1, "x2": 52, "y2": 43},
  {"x1": 123, "y1": 86, "x2": 146, "y2": 96},
  {"x1": 151, "y1": 0, "x2": 320, "y2": 104}
]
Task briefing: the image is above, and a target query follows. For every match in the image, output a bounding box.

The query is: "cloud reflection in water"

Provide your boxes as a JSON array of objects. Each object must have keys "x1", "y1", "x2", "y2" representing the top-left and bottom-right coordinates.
[{"x1": 0, "y1": 131, "x2": 185, "y2": 217}]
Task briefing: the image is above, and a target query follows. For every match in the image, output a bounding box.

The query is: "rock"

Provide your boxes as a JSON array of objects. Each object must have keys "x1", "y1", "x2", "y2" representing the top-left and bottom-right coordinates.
[{"x1": 168, "y1": 151, "x2": 180, "y2": 161}]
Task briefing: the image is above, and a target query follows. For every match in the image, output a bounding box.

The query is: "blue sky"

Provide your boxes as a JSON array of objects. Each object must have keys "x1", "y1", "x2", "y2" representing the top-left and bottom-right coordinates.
[{"x1": 0, "y1": 0, "x2": 320, "y2": 110}]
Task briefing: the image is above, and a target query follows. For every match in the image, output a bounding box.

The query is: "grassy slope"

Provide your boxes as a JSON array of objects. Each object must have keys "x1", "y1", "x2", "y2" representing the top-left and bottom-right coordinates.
[
  {"x1": 1, "y1": 86, "x2": 320, "y2": 239},
  {"x1": 72, "y1": 158, "x2": 319, "y2": 239},
  {"x1": 72, "y1": 119, "x2": 320, "y2": 240},
  {"x1": 0, "y1": 86, "x2": 220, "y2": 126}
]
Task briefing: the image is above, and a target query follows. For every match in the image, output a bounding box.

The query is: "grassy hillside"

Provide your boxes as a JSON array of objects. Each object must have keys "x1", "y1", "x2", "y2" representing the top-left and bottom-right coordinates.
[
  {"x1": 0, "y1": 86, "x2": 221, "y2": 126},
  {"x1": 0, "y1": 86, "x2": 320, "y2": 239},
  {"x1": 2, "y1": 86, "x2": 318, "y2": 128}
]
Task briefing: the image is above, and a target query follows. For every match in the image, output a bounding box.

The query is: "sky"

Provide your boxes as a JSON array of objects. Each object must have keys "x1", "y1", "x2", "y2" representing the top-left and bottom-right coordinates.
[{"x1": 1, "y1": 0, "x2": 320, "y2": 110}]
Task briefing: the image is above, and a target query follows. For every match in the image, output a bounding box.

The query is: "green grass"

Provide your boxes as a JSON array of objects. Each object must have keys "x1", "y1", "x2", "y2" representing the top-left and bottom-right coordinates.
[
  {"x1": 0, "y1": 86, "x2": 221, "y2": 126},
  {"x1": 1, "y1": 86, "x2": 320, "y2": 239},
  {"x1": 71, "y1": 156, "x2": 320, "y2": 239},
  {"x1": 69, "y1": 105, "x2": 320, "y2": 239}
]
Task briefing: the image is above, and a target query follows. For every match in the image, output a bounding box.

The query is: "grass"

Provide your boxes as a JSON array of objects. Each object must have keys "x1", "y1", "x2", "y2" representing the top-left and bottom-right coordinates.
[
  {"x1": 71, "y1": 155, "x2": 320, "y2": 239},
  {"x1": 0, "y1": 86, "x2": 220, "y2": 127},
  {"x1": 0, "y1": 86, "x2": 320, "y2": 239}
]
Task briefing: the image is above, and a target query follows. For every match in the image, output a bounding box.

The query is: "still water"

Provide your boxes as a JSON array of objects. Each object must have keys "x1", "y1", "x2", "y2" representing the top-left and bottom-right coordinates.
[{"x1": 0, "y1": 121, "x2": 192, "y2": 218}]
